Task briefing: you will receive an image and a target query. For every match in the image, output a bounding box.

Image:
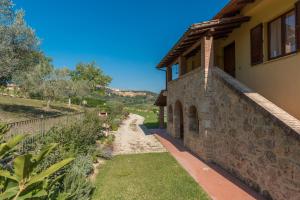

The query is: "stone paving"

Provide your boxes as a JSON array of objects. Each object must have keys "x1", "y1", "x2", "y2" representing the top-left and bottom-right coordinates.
[
  {"x1": 113, "y1": 114, "x2": 166, "y2": 155},
  {"x1": 153, "y1": 129, "x2": 265, "y2": 200}
]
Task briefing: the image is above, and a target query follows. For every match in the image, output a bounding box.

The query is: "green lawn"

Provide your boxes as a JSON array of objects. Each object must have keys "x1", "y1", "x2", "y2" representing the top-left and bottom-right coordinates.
[
  {"x1": 92, "y1": 153, "x2": 209, "y2": 200},
  {"x1": 0, "y1": 96, "x2": 82, "y2": 123},
  {"x1": 125, "y1": 107, "x2": 163, "y2": 129}
]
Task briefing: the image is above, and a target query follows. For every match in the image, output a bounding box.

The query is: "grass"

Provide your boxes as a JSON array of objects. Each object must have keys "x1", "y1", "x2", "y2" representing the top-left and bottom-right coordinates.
[
  {"x1": 92, "y1": 153, "x2": 209, "y2": 200},
  {"x1": 125, "y1": 107, "x2": 163, "y2": 129},
  {"x1": 0, "y1": 95, "x2": 82, "y2": 123}
]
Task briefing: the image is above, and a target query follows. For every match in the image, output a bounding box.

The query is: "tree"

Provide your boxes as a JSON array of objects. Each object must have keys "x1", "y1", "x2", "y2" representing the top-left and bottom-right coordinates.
[
  {"x1": 71, "y1": 62, "x2": 112, "y2": 91},
  {"x1": 40, "y1": 68, "x2": 71, "y2": 109},
  {"x1": 0, "y1": 0, "x2": 40, "y2": 84},
  {"x1": 65, "y1": 80, "x2": 90, "y2": 107},
  {"x1": 12, "y1": 53, "x2": 53, "y2": 98}
]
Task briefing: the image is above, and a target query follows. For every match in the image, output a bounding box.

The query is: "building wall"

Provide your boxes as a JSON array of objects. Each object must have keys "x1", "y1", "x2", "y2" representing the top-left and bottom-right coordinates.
[
  {"x1": 167, "y1": 67, "x2": 300, "y2": 200},
  {"x1": 167, "y1": 67, "x2": 209, "y2": 158},
  {"x1": 186, "y1": 50, "x2": 201, "y2": 73},
  {"x1": 215, "y1": 0, "x2": 300, "y2": 120}
]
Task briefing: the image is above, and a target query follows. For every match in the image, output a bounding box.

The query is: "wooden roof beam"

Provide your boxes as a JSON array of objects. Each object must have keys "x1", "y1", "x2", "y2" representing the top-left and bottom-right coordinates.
[
  {"x1": 214, "y1": 0, "x2": 255, "y2": 19},
  {"x1": 214, "y1": 34, "x2": 229, "y2": 40},
  {"x1": 237, "y1": 0, "x2": 255, "y2": 5}
]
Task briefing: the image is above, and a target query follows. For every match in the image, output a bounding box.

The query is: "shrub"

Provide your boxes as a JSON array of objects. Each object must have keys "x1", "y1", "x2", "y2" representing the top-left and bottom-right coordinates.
[
  {"x1": 59, "y1": 156, "x2": 95, "y2": 200},
  {"x1": 36, "y1": 111, "x2": 104, "y2": 157}
]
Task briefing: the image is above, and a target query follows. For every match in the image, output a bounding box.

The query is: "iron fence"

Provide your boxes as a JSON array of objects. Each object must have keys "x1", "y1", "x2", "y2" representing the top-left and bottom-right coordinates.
[{"x1": 6, "y1": 112, "x2": 85, "y2": 139}]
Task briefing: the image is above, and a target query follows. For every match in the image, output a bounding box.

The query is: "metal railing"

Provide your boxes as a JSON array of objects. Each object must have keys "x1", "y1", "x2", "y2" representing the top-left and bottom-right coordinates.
[{"x1": 6, "y1": 112, "x2": 85, "y2": 139}]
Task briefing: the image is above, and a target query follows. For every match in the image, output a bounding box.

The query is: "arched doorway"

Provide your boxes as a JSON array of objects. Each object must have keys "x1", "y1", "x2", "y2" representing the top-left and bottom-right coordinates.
[{"x1": 174, "y1": 101, "x2": 184, "y2": 140}]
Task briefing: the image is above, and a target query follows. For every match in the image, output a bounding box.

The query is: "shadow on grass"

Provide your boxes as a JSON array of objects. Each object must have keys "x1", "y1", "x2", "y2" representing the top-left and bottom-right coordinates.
[
  {"x1": 0, "y1": 104, "x2": 61, "y2": 118},
  {"x1": 144, "y1": 122, "x2": 160, "y2": 129},
  {"x1": 50, "y1": 105, "x2": 78, "y2": 113}
]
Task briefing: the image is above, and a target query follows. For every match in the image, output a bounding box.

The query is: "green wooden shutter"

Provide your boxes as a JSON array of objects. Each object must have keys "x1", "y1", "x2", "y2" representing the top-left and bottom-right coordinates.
[{"x1": 250, "y1": 24, "x2": 263, "y2": 65}]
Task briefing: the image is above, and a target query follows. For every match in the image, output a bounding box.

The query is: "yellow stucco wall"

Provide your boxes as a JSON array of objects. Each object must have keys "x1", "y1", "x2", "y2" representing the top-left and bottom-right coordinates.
[
  {"x1": 186, "y1": 50, "x2": 201, "y2": 73},
  {"x1": 215, "y1": 0, "x2": 300, "y2": 119}
]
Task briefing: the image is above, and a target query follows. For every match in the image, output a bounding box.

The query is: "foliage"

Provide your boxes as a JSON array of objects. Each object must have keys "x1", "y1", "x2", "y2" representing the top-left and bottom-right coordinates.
[
  {"x1": 71, "y1": 97, "x2": 106, "y2": 108},
  {"x1": 12, "y1": 61, "x2": 111, "y2": 108},
  {"x1": 126, "y1": 107, "x2": 160, "y2": 129},
  {"x1": 59, "y1": 155, "x2": 94, "y2": 200},
  {"x1": 0, "y1": 123, "x2": 25, "y2": 162},
  {"x1": 20, "y1": 111, "x2": 104, "y2": 200},
  {"x1": 41, "y1": 112, "x2": 103, "y2": 157},
  {"x1": 71, "y1": 62, "x2": 112, "y2": 92},
  {"x1": 65, "y1": 80, "x2": 90, "y2": 106},
  {"x1": 98, "y1": 101, "x2": 126, "y2": 131},
  {"x1": 0, "y1": 0, "x2": 40, "y2": 84},
  {"x1": 0, "y1": 142, "x2": 74, "y2": 200},
  {"x1": 12, "y1": 54, "x2": 53, "y2": 98},
  {"x1": 101, "y1": 91, "x2": 157, "y2": 109},
  {"x1": 39, "y1": 68, "x2": 71, "y2": 108}
]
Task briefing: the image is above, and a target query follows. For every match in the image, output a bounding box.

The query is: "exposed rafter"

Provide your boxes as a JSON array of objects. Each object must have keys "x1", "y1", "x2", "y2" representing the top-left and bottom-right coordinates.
[{"x1": 157, "y1": 15, "x2": 250, "y2": 68}]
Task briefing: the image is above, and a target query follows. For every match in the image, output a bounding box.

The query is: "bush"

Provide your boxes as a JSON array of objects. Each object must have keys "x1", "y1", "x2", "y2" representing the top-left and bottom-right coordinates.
[
  {"x1": 15, "y1": 111, "x2": 104, "y2": 200},
  {"x1": 38, "y1": 111, "x2": 104, "y2": 157},
  {"x1": 10, "y1": 110, "x2": 119, "y2": 200},
  {"x1": 60, "y1": 155, "x2": 95, "y2": 200}
]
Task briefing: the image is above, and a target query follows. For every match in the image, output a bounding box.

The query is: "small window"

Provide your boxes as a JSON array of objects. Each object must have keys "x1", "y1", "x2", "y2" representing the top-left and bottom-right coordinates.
[
  {"x1": 250, "y1": 24, "x2": 263, "y2": 65},
  {"x1": 268, "y1": 10, "x2": 297, "y2": 59}
]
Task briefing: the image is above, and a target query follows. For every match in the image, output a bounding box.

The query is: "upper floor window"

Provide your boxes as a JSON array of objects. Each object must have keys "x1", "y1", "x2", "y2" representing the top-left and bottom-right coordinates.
[
  {"x1": 269, "y1": 10, "x2": 297, "y2": 59},
  {"x1": 285, "y1": 11, "x2": 296, "y2": 54}
]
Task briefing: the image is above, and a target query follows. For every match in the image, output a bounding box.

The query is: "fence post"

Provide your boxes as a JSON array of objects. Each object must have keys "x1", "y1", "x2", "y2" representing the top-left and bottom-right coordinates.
[{"x1": 40, "y1": 115, "x2": 45, "y2": 136}]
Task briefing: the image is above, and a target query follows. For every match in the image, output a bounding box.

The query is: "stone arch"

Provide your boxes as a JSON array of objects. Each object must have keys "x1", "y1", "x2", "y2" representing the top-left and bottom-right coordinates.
[
  {"x1": 188, "y1": 105, "x2": 199, "y2": 133},
  {"x1": 174, "y1": 100, "x2": 184, "y2": 140},
  {"x1": 168, "y1": 105, "x2": 173, "y2": 124}
]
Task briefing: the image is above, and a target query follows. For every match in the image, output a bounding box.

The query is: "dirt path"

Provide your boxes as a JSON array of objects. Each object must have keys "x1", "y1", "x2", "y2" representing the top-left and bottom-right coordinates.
[{"x1": 113, "y1": 114, "x2": 166, "y2": 155}]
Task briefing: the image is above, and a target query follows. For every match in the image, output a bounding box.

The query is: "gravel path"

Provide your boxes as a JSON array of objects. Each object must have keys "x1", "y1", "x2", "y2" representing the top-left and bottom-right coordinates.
[{"x1": 113, "y1": 114, "x2": 166, "y2": 155}]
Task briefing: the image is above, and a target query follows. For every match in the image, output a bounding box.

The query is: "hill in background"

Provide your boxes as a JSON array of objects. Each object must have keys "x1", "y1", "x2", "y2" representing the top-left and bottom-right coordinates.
[{"x1": 102, "y1": 88, "x2": 158, "y2": 110}]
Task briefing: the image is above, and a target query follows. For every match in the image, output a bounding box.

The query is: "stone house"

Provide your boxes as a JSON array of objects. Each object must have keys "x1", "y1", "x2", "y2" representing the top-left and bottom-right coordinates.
[{"x1": 155, "y1": 0, "x2": 300, "y2": 200}]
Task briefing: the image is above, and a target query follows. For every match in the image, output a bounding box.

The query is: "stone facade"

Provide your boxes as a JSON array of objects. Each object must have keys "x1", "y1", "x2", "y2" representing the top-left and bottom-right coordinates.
[{"x1": 167, "y1": 67, "x2": 300, "y2": 200}]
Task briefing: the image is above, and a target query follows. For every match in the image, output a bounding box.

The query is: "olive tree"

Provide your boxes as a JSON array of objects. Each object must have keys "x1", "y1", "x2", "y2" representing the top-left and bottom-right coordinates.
[
  {"x1": 0, "y1": 0, "x2": 40, "y2": 84},
  {"x1": 12, "y1": 54, "x2": 53, "y2": 98},
  {"x1": 65, "y1": 80, "x2": 90, "y2": 107},
  {"x1": 71, "y1": 62, "x2": 112, "y2": 91},
  {"x1": 40, "y1": 68, "x2": 70, "y2": 109}
]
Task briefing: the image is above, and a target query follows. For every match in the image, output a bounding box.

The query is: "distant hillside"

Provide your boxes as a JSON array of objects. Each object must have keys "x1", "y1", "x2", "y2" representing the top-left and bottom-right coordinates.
[
  {"x1": 101, "y1": 88, "x2": 158, "y2": 110},
  {"x1": 105, "y1": 87, "x2": 157, "y2": 98}
]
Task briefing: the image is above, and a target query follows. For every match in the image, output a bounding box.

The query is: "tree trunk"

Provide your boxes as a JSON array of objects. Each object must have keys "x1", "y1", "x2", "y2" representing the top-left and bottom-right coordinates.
[
  {"x1": 68, "y1": 98, "x2": 71, "y2": 108},
  {"x1": 46, "y1": 100, "x2": 51, "y2": 110}
]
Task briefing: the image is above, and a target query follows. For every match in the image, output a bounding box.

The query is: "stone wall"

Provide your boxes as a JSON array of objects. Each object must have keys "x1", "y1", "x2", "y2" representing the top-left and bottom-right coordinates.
[
  {"x1": 166, "y1": 67, "x2": 300, "y2": 200},
  {"x1": 167, "y1": 67, "x2": 210, "y2": 160}
]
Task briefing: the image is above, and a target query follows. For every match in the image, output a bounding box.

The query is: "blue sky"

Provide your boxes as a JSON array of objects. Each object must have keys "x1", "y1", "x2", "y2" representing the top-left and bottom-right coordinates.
[{"x1": 15, "y1": 0, "x2": 228, "y2": 92}]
